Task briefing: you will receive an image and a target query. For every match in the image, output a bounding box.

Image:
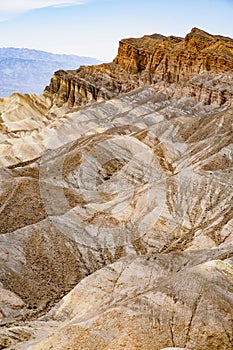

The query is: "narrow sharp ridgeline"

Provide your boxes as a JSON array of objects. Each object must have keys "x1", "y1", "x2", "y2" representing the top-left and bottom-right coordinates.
[{"x1": 0, "y1": 29, "x2": 233, "y2": 350}]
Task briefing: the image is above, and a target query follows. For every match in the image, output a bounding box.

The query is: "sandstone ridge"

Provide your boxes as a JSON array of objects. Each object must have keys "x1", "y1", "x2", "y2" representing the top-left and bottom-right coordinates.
[{"x1": 45, "y1": 27, "x2": 233, "y2": 107}]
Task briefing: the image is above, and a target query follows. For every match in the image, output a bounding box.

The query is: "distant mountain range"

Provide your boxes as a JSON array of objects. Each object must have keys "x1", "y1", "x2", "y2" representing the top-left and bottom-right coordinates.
[{"x1": 0, "y1": 48, "x2": 101, "y2": 97}]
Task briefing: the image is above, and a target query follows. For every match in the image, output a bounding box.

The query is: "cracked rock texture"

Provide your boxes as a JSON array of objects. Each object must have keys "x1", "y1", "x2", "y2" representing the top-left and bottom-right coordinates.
[{"x1": 0, "y1": 28, "x2": 233, "y2": 350}]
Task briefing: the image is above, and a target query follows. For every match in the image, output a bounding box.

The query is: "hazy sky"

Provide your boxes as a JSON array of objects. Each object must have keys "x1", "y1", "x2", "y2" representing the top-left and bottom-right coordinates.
[{"x1": 0, "y1": 0, "x2": 233, "y2": 61}]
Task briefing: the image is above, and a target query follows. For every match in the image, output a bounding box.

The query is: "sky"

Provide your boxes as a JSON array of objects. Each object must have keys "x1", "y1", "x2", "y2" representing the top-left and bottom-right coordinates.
[{"x1": 0, "y1": 0, "x2": 233, "y2": 61}]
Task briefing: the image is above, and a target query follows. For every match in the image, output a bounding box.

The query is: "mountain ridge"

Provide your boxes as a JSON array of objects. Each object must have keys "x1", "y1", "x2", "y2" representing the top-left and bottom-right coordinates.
[
  {"x1": 0, "y1": 47, "x2": 101, "y2": 63},
  {"x1": 0, "y1": 47, "x2": 100, "y2": 97},
  {"x1": 44, "y1": 27, "x2": 233, "y2": 108}
]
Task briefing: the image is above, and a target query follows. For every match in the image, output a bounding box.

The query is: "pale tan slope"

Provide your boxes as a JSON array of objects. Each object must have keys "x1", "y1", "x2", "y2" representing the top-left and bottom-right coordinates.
[
  {"x1": 0, "y1": 73, "x2": 232, "y2": 168},
  {"x1": 0, "y1": 86, "x2": 232, "y2": 349},
  {"x1": 28, "y1": 253, "x2": 233, "y2": 350},
  {"x1": 0, "y1": 92, "x2": 68, "y2": 167}
]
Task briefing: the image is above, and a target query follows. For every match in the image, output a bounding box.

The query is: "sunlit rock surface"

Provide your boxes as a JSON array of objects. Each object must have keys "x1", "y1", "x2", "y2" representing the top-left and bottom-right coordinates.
[{"x1": 45, "y1": 27, "x2": 233, "y2": 107}]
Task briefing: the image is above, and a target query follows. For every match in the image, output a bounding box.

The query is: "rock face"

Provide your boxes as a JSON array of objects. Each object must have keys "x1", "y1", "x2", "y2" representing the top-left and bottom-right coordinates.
[
  {"x1": 45, "y1": 27, "x2": 233, "y2": 107},
  {"x1": 0, "y1": 28, "x2": 233, "y2": 350},
  {"x1": 114, "y1": 28, "x2": 233, "y2": 79}
]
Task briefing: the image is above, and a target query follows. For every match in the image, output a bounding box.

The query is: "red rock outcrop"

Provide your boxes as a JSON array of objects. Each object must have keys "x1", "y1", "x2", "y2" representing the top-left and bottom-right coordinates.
[
  {"x1": 114, "y1": 28, "x2": 233, "y2": 79},
  {"x1": 44, "y1": 28, "x2": 233, "y2": 107}
]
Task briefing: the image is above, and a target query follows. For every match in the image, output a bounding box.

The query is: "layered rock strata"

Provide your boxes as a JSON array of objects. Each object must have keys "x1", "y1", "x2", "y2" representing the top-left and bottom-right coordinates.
[
  {"x1": 0, "y1": 28, "x2": 232, "y2": 350},
  {"x1": 45, "y1": 28, "x2": 233, "y2": 107}
]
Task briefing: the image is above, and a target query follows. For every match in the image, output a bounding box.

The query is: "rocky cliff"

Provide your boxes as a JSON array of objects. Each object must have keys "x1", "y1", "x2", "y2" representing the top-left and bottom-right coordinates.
[
  {"x1": 45, "y1": 27, "x2": 233, "y2": 107},
  {"x1": 114, "y1": 28, "x2": 233, "y2": 79},
  {"x1": 0, "y1": 28, "x2": 233, "y2": 350}
]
